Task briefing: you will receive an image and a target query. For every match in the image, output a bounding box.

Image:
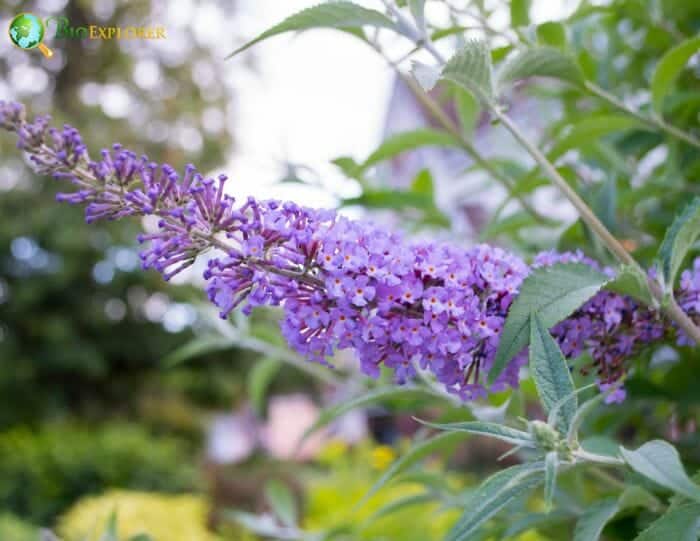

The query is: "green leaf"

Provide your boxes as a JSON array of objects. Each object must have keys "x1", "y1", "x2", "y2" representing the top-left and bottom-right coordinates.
[
  {"x1": 489, "y1": 263, "x2": 609, "y2": 384},
  {"x1": 633, "y1": 502, "x2": 700, "y2": 541},
  {"x1": 651, "y1": 36, "x2": 700, "y2": 115},
  {"x1": 454, "y1": 86, "x2": 480, "y2": 136},
  {"x1": 247, "y1": 357, "x2": 282, "y2": 416},
  {"x1": 332, "y1": 156, "x2": 364, "y2": 180},
  {"x1": 618, "y1": 485, "x2": 663, "y2": 512},
  {"x1": 361, "y1": 129, "x2": 460, "y2": 170},
  {"x1": 264, "y1": 479, "x2": 297, "y2": 528},
  {"x1": 536, "y1": 22, "x2": 567, "y2": 49},
  {"x1": 529, "y1": 313, "x2": 577, "y2": 434},
  {"x1": 480, "y1": 211, "x2": 542, "y2": 241},
  {"x1": 548, "y1": 115, "x2": 646, "y2": 162},
  {"x1": 301, "y1": 386, "x2": 436, "y2": 442},
  {"x1": 656, "y1": 197, "x2": 700, "y2": 290},
  {"x1": 415, "y1": 419, "x2": 535, "y2": 447},
  {"x1": 544, "y1": 451, "x2": 558, "y2": 511},
  {"x1": 341, "y1": 188, "x2": 450, "y2": 227},
  {"x1": 365, "y1": 492, "x2": 436, "y2": 524},
  {"x1": 591, "y1": 175, "x2": 618, "y2": 233},
  {"x1": 445, "y1": 462, "x2": 545, "y2": 541},
  {"x1": 128, "y1": 535, "x2": 154, "y2": 541},
  {"x1": 162, "y1": 336, "x2": 234, "y2": 367},
  {"x1": 497, "y1": 46, "x2": 584, "y2": 88},
  {"x1": 620, "y1": 440, "x2": 700, "y2": 503},
  {"x1": 441, "y1": 39, "x2": 495, "y2": 102},
  {"x1": 580, "y1": 436, "x2": 619, "y2": 458},
  {"x1": 99, "y1": 512, "x2": 118, "y2": 541},
  {"x1": 362, "y1": 432, "x2": 467, "y2": 504},
  {"x1": 227, "y1": 1, "x2": 397, "y2": 58},
  {"x1": 510, "y1": 0, "x2": 531, "y2": 27},
  {"x1": 605, "y1": 265, "x2": 653, "y2": 305},
  {"x1": 564, "y1": 390, "x2": 609, "y2": 445},
  {"x1": 504, "y1": 510, "x2": 574, "y2": 538},
  {"x1": 573, "y1": 498, "x2": 620, "y2": 541},
  {"x1": 410, "y1": 168, "x2": 434, "y2": 195}
]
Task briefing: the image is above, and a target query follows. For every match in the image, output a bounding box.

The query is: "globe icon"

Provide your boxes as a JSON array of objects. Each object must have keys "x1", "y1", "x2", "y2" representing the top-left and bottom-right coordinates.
[{"x1": 8, "y1": 13, "x2": 53, "y2": 58}]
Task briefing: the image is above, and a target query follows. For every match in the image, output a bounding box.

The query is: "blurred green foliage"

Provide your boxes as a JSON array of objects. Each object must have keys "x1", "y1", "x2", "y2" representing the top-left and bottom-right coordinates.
[
  {"x1": 0, "y1": 423, "x2": 197, "y2": 524},
  {"x1": 0, "y1": 0, "x2": 237, "y2": 428},
  {"x1": 0, "y1": 513, "x2": 39, "y2": 541},
  {"x1": 303, "y1": 441, "x2": 461, "y2": 540}
]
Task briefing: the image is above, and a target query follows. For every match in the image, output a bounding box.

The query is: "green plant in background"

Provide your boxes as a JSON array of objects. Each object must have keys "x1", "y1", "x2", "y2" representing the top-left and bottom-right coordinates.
[
  {"x1": 0, "y1": 423, "x2": 197, "y2": 524},
  {"x1": 0, "y1": 513, "x2": 40, "y2": 541},
  {"x1": 57, "y1": 491, "x2": 218, "y2": 541},
  {"x1": 0, "y1": 0, "x2": 238, "y2": 428}
]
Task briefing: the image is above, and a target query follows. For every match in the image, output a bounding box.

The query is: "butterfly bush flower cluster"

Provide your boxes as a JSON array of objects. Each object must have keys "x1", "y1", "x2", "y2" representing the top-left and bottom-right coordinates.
[
  {"x1": 2, "y1": 101, "x2": 698, "y2": 400},
  {"x1": 533, "y1": 251, "x2": 667, "y2": 403}
]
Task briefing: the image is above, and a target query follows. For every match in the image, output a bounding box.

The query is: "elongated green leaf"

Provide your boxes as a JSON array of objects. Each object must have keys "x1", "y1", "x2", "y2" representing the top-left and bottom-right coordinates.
[
  {"x1": 247, "y1": 357, "x2": 282, "y2": 416},
  {"x1": 530, "y1": 313, "x2": 577, "y2": 434},
  {"x1": 544, "y1": 451, "x2": 558, "y2": 511},
  {"x1": 620, "y1": 440, "x2": 700, "y2": 503},
  {"x1": 264, "y1": 480, "x2": 297, "y2": 528},
  {"x1": 163, "y1": 336, "x2": 235, "y2": 367},
  {"x1": 365, "y1": 492, "x2": 436, "y2": 524},
  {"x1": 565, "y1": 390, "x2": 608, "y2": 445},
  {"x1": 480, "y1": 211, "x2": 542, "y2": 240},
  {"x1": 99, "y1": 512, "x2": 118, "y2": 541},
  {"x1": 128, "y1": 535, "x2": 154, "y2": 541},
  {"x1": 504, "y1": 510, "x2": 574, "y2": 538},
  {"x1": 361, "y1": 129, "x2": 460, "y2": 170},
  {"x1": 227, "y1": 1, "x2": 397, "y2": 57},
  {"x1": 362, "y1": 432, "x2": 467, "y2": 504},
  {"x1": 454, "y1": 86, "x2": 480, "y2": 136},
  {"x1": 489, "y1": 263, "x2": 609, "y2": 384},
  {"x1": 548, "y1": 115, "x2": 645, "y2": 161},
  {"x1": 573, "y1": 498, "x2": 620, "y2": 541},
  {"x1": 332, "y1": 156, "x2": 364, "y2": 180},
  {"x1": 446, "y1": 463, "x2": 545, "y2": 541},
  {"x1": 341, "y1": 189, "x2": 449, "y2": 227},
  {"x1": 441, "y1": 40, "x2": 495, "y2": 101},
  {"x1": 618, "y1": 485, "x2": 663, "y2": 512},
  {"x1": 410, "y1": 169, "x2": 434, "y2": 195},
  {"x1": 633, "y1": 502, "x2": 700, "y2": 541},
  {"x1": 651, "y1": 36, "x2": 700, "y2": 115},
  {"x1": 510, "y1": 0, "x2": 531, "y2": 27},
  {"x1": 656, "y1": 197, "x2": 700, "y2": 289},
  {"x1": 605, "y1": 265, "x2": 653, "y2": 305},
  {"x1": 498, "y1": 47, "x2": 584, "y2": 88},
  {"x1": 415, "y1": 419, "x2": 534, "y2": 446},
  {"x1": 392, "y1": 470, "x2": 453, "y2": 491},
  {"x1": 302, "y1": 386, "x2": 436, "y2": 441}
]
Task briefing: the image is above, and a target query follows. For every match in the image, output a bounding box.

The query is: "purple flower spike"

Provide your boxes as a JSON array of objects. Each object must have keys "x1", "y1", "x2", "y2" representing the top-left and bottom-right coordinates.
[{"x1": 2, "y1": 99, "x2": 699, "y2": 401}]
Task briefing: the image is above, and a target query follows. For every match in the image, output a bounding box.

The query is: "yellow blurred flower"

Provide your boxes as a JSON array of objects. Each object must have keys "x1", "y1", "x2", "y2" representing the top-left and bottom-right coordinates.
[{"x1": 370, "y1": 445, "x2": 396, "y2": 471}]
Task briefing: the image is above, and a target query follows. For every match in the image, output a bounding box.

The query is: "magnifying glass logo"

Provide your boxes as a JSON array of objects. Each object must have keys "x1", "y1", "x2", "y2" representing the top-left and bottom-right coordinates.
[{"x1": 8, "y1": 13, "x2": 54, "y2": 58}]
